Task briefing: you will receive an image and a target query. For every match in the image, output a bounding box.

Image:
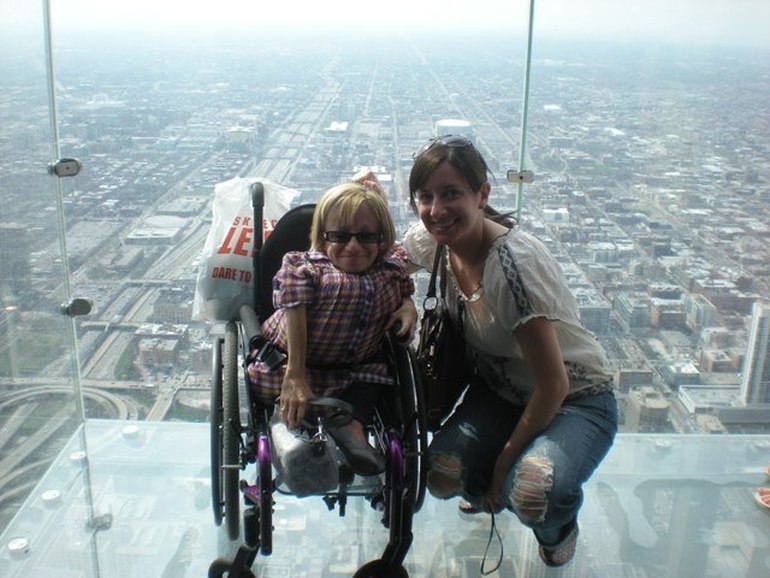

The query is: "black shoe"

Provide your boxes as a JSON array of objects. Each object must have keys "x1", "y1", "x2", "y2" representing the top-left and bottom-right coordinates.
[{"x1": 328, "y1": 425, "x2": 385, "y2": 476}]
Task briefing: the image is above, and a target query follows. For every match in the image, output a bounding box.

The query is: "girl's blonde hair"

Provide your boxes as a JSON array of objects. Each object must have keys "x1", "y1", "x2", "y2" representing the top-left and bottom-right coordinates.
[{"x1": 309, "y1": 183, "x2": 395, "y2": 252}]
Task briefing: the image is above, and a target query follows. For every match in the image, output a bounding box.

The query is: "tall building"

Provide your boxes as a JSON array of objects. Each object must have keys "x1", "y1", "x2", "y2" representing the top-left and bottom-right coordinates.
[
  {"x1": 740, "y1": 301, "x2": 770, "y2": 405},
  {"x1": 434, "y1": 118, "x2": 473, "y2": 138},
  {"x1": 0, "y1": 223, "x2": 31, "y2": 291}
]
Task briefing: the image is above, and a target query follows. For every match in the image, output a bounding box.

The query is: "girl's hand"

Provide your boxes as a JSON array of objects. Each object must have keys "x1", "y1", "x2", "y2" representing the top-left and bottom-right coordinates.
[
  {"x1": 280, "y1": 304, "x2": 311, "y2": 429},
  {"x1": 388, "y1": 299, "x2": 417, "y2": 342},
  {"x1": 279, "y1": 372, "x2": 313, "y2": 429}
]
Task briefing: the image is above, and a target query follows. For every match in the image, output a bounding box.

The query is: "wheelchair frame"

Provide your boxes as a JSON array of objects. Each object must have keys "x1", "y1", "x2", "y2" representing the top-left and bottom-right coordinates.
[{"x1": 208, "y1": 182, "x2": 429, "y2": 578}]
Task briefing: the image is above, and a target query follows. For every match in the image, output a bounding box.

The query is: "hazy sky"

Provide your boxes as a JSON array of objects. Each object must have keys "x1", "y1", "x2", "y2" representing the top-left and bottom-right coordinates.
[{"x1": 6, "y1": 1, "x2": 770, "y2": 47}]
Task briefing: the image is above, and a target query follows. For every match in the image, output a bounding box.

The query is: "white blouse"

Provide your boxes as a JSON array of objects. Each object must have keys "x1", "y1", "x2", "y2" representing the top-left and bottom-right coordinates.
[{"x1": 404, "y1": 221, "x2": 614, "y2": 405}]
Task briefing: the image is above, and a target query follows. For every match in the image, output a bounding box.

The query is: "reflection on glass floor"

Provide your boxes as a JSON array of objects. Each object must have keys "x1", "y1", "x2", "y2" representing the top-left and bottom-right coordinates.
[{"x1": 1, "y1": 420, "x2": 769, "y2": 578}]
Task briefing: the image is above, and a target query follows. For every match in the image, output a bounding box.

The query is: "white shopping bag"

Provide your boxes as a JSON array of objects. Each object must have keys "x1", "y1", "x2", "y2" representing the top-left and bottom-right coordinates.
[{"x1": 192, "y1": 177, "x2": 300, "y2": 321}]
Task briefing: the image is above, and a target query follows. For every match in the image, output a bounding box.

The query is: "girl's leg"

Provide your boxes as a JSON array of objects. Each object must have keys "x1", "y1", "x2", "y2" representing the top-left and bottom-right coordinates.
[
  {"x1": 338, "y1": 381, "x2": 382, "y2": 426},
  {"x1": 426, "y1": 383, "x2": 523, "y2": 503},
  {"x1": 333, "y1": 382, "x2": 385, "y2": 475},
  {"x1": 501, "y1": 391, "x2": 618, "y2": 545}
]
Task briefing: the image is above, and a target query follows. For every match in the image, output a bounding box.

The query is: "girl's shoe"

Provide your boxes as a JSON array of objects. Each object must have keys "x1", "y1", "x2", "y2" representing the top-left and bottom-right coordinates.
[
  {"x1": 539, "y1": 521, "x2": 579, "y2": 567},
  {"x1": 328, "y1": 425, "x2": 385, "y2": 476}
]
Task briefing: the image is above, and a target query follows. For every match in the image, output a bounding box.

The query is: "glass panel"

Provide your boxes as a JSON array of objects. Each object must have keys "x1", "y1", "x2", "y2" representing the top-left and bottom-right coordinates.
[
  {"x1": 1, "y1": 424, "x2": 768, "y2": 577},
  {"x1": 45, "y1": 0, "x2": 769, "y2": 440},
  {"x1": 47, "y1": 0, "x2": 531, "y2": 426},
  {"x1": 0, "y1": 0, "x2": 83, "y2": 542},
  {"x1": 529, "y1": 1, "x2": 770, "y2": 436}
]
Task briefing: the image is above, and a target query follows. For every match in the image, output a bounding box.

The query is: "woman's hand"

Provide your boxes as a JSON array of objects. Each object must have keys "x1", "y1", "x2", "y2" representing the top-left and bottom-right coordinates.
[
  {"x1": 279, "y1": 371, "x2": 313, "y2": 429},
  {"x1": 483, "y1": 454, "x2": 514, "y2": 513},
  {"x1": 351, "y1": 169, "x2": 386, "y2": 201},
  {"x1": 480, "y1": 318, "x2": 568, "y2": 512}
]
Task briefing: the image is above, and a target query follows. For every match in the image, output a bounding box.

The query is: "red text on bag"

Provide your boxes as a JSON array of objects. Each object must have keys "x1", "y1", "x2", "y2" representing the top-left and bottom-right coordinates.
[
  {"x1": 211, "y1": 267, "x2": 252, "y2": 282},
  {"x1": 217, "y1": 216, "x2": 253, "y2": 256},
  {"x1": 263, "y1": 218, "x2": 278, "y2": 241}
]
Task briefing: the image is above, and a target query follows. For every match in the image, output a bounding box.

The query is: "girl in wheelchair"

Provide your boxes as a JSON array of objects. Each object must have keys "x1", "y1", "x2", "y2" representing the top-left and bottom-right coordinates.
[{"x1": 247, "y1": 182, "x2": 417, "y2": 476}]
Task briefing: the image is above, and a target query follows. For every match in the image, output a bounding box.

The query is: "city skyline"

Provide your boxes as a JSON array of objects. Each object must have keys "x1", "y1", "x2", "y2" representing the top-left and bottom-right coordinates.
[
  {"x1": 0, "y1": 1, "x2": 767, "y2": 47},
  {"x1": 3, "y1": 32, "x2": 767, "y2": 429}
]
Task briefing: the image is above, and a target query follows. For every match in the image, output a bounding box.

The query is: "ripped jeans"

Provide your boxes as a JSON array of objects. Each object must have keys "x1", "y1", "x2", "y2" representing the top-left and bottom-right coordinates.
[{"x1": 426, "y1": 383, "x2": 617, "y2": 545}]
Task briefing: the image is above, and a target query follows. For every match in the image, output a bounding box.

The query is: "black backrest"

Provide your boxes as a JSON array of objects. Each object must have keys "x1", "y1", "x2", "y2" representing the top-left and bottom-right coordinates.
[{"x1": 256, "y1": 203, "x2": 316, "y2": 322}]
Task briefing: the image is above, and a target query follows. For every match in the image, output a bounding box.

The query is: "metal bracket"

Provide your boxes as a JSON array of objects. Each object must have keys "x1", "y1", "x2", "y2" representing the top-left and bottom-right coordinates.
[
  {"x1": 506, "y1": 169, "x2": 535, "y2": 184},
  {"x1": 60, "y1": 297, "x2": 93, "y2": 317},
  {"x1": 48, "y1": 158, "x2": 82, "y2": 178},
  {"x1": 87, "y1": 512, "x2": 113, "y2": 532}
]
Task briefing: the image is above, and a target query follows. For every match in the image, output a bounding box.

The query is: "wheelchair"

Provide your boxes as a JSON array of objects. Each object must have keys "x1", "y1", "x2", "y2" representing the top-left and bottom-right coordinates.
[{"x1": 208, "y1": 182, "x2": 429, "y2": 578}]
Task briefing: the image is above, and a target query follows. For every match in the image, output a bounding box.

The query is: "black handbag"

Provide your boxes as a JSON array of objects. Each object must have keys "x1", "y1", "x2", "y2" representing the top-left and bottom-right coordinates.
[{"x1": 416, "y1": 245, "x2": 470, "y2": 431}]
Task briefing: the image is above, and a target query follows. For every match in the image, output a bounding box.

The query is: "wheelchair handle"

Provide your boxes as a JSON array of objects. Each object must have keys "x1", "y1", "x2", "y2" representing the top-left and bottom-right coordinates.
[{"x1": 239, "y1": 304, "x2": 264, "y2": 351}]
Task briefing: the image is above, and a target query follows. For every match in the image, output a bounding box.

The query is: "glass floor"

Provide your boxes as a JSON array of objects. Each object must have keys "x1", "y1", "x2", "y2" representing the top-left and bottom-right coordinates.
[{"x1": 1, "y1": 420, "x2": 769, "y2": 577}]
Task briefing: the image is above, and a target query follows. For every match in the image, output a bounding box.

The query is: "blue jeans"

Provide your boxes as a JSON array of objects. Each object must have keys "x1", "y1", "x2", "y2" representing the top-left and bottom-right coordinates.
[{"x1": 427, "y1": 383, "x2": 618, "y2": 545}]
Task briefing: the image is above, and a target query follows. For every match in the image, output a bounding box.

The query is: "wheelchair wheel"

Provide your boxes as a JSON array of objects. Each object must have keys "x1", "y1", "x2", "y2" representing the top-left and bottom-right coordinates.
[
  {"x1": 384, "y1": 431, "x2": 405, "y2": 533},
  {"x1": 222, "y1": 321, "x2": 241, "y2": 540},
  {"x1": 353, "y1": 559, "x2": 408, "y2": 578},
  {"x1": 393, "y1": 344, "x2": 428, "y2": 512},
  {"x1": 208, "y1": 556, "x2": 257, "y2": 578},
  {"x1": 242, "y1": 434, "x2": 273, "y2": 555},
  {"x1": 210, "y1": 335, "x2": 224, "y2": 528},
  {"x1": 257, "y1": 433, "x2": 273, "y2": 555}
]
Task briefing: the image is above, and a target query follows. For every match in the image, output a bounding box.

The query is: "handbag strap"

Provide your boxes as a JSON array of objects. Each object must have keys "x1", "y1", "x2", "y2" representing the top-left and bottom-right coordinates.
[
  {"x1": 438, "y1": 246, "x2": 448, "y2": 300},
  {"x1": 425, "y1": 244, "x2": 444, "y2": 304},
  {"x1": 422, "y1": 244, "x2": 445, "y2": 312},
  {"x1": 430, "y1": 244, "x2": 465, "y2": 333}
]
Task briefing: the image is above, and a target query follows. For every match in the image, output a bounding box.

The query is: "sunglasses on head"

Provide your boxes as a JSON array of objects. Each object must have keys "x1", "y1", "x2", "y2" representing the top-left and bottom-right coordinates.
[
  {"x1": 412, "y1": 134, "x2": 475, "y2": 159},
  {"x1": 323, "y1": 230, "x2": 384, "y2": 244}
]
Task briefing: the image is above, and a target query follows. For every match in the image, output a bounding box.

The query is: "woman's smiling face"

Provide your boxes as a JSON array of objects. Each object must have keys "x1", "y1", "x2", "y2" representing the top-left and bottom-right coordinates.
[{"x1": 414, "y1": 160, "x2": 489, "y2": 246}]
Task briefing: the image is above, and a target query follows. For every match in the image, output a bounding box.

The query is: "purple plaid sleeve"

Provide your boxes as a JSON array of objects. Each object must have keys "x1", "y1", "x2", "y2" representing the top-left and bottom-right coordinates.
[
  {"x1": 385, "y1": 244, "x2": 415, "y2": 298},
  {"x1": 272, "y1": 252, "x2": 316, "y2": 309}
]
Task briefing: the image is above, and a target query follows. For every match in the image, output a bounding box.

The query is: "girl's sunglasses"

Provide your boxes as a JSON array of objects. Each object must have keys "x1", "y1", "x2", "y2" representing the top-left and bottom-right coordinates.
[{"x1": 323, "y1": 231, "x2": 383, "y2": 244}]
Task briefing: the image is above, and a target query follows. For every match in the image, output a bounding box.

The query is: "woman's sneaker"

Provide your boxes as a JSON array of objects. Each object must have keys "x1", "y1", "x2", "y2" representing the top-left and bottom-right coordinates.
[
  {"x1": 539, "y1": 521, "x2": 579, "y2": 567},
  {"x1": 458, "y1": 499, "x2": 483, "y2": 514}
]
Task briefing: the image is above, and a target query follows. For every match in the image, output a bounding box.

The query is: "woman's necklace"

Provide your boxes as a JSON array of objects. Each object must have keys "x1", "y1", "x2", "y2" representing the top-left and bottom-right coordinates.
[
  {"x1": 447, "y1": 219, "x2": 508, "y2": 300},
  {"x1": 448, "y1": 236, "x2": 487, "y2": 299}
]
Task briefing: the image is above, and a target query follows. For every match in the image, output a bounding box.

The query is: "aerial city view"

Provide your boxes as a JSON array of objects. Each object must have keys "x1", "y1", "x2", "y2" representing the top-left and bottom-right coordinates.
[
  {"x1": 6, "y1": 33, "x2": 766, "y2": 429},
  {"x1": 1, "y1": 15, "x2": 770, "y2": 577}
]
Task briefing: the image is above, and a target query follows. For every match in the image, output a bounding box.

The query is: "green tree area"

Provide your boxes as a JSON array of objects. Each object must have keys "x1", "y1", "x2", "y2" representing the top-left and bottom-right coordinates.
[
  {"x1": 0, "y1": 314, "x2": 68, "y2": 376},
  {"x1": 114, "y1": 347, "x2": 143, "y2": 381}
]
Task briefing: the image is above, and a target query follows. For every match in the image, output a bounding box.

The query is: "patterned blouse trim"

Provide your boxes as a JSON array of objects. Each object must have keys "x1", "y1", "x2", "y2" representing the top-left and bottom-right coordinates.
[
  {"x1": 564, "y1": 379, "x2": 615, "y2": 400},
  {"x1": 496, "y1": 241, "x2": 534, "y2": 318}
]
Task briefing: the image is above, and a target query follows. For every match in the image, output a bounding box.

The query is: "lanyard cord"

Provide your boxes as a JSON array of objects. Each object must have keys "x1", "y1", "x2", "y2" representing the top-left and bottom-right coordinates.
[{"x1": 480, "y1": 511, "x2": 504, "y2": 575}]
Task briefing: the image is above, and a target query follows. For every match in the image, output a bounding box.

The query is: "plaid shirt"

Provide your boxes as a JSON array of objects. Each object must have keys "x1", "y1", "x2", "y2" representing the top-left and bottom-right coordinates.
[{"x1": 247, "y1": 244, "x2": 414, "y2": 403}]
